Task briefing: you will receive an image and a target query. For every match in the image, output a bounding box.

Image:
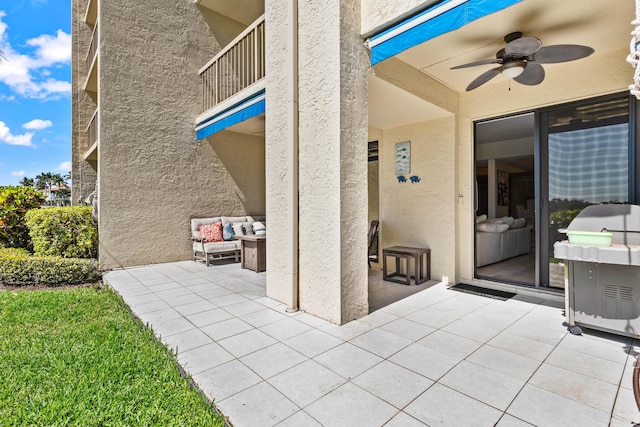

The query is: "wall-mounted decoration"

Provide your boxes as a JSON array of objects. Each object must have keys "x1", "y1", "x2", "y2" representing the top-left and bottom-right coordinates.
[
  {"x1": 395, "y1": 141, "x2": 411, "y2": 174},
  {"x1": 396, "y1": 175, "x2": 421, "y2": 184},
  {"x1": 497, "y1": 169, "x2": 509, "y2": 206}
]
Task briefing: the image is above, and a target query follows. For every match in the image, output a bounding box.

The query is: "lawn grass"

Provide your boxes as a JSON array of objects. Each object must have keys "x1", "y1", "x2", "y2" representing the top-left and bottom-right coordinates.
[{"x1": 0, "y1": 286, "x2": 225, "y2": 426}]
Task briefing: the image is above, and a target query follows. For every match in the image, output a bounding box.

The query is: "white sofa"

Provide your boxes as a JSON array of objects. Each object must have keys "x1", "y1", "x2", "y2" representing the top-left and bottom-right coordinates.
[
  {"x1": 190, "y1": 215, "x2": 265, "y2": 266},
  {"x1": 475, "y1": 216, "x2": 531, "y2": 267}
]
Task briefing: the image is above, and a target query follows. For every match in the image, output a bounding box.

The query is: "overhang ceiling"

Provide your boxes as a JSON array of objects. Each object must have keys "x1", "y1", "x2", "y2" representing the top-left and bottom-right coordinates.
[
  {"x1": 368, "y1": 75, "x2": 451, "y2": 129},
  {"x1": 196, "y1": 0, "x2": 263, "y2": 26},
  {"x1": 396, "y1": 0, "x2": 632, "y2": 93},
  {"x1": 369, "y1": 0, "x2": 632, "y2": 130}
]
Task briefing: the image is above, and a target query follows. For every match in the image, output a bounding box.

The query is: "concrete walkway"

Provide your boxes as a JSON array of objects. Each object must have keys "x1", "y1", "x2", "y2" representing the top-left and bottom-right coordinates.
[{"x1": 104, "y1": 261, "x2": 640, "y2": 427}]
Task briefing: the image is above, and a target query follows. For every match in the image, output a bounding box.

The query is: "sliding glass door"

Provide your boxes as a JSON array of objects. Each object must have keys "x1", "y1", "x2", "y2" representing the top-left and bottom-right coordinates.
[
  {"x1": 543, "y1": 95, "x2": 631, "y2": 288},
  {"x1": 475, "y1": 93, "x2": 637, "y2": 289}
]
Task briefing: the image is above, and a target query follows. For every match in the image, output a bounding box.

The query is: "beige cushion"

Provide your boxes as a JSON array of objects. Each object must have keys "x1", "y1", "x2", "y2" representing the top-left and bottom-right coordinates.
[
  {"x1": 487, "y1": 216, "x2": 514, "y2": 226},
  {"x1": 193, "y1": 240, "x2": 240, "y2": 254},
  {"x1": 222, "y1": 216, "x2": 250, "y2": 225},
  {"x1": 476, "y1": 222, "x2": 509, "y2": 233}
]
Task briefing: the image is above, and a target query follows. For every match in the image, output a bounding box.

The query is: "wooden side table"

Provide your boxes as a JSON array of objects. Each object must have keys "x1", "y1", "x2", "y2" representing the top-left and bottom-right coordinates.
[
  {"x1": 382, "y1": 246, "x2": 431, "y2": 285},
  {"x1": 240, "y1": 235, "x2": 266, "y2": 272}
]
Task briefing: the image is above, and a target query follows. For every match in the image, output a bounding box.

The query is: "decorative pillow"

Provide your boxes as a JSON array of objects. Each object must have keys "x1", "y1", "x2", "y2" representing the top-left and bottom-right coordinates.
[
  {"x1": 510, "y1": 218, "x2": 527, "y2": 229},
  {"x1": 242, "y1": 222, "x2": 255, "y2": 235},
  {"x1": 476, "y1": 222, "x2": 509, "y2": 233},
  {"x1": 476, "y1": 214, "x2": 487, "y2": 224},
  {"x1": 199, "y1": 223, "x2": 223, "y2": 242},
  {"x1": 223, "y1": 222, "x2": 235, "y2": 240},
  {"x1": 232, "y1": 222, "x2": 245, "y2": 237},
  {"x1": 253, "y1": 221, "x2": 266, "y2": 235}
]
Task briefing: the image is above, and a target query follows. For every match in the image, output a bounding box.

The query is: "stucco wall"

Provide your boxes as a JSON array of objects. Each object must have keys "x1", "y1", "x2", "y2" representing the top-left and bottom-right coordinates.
[
  {"x1": 96, "y1": 0, "x2": 250, "y2": 269},
  {"x1": 296, "y1": 0, "x2": 369, "y2": 324},
  {"x1": 264, "y1": 0, "x2": 298, "y2": 307},
  {"x1": 205, "y1": 130, "x2": 265, "y2": 215},
  {"x1": 456, "y1": 48, "x2": 631, "y2": 283},
  {"x1": 361, "y1": 0, "x2": 439, "y2": 36},
  {"x1": 379, "y1": 117, "x2": 457, "y2": 283},
  {"x1": 71, "y1": 0, "x2": 98, "y2": 204}
]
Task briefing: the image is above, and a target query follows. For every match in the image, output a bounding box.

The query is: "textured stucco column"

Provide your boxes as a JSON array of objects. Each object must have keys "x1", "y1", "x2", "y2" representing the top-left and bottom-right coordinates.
[
  {"x1": 264, "y1": 0, "x2": 299, "y2": 309},
  {"x1": 297, "y1": 0, "x2": 369, "y2": 324}
]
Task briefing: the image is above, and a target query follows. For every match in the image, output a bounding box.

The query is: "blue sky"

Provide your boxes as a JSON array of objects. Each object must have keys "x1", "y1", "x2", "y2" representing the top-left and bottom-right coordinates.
[{"x1": 0, "y1": 0, "x2": 71, "y2": 186}]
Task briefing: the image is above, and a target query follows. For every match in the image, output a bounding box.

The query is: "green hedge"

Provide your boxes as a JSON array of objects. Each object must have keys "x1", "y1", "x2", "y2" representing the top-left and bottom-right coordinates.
[
  {"x1": 0, "y1": 186, "x2": 46, "y2": 250},
  {"x1": 25, "y1": 206, "x2": 98, "y2": 258},
  {"x1": 0, "y1": 248, "x2": 100, "y2": 286}
]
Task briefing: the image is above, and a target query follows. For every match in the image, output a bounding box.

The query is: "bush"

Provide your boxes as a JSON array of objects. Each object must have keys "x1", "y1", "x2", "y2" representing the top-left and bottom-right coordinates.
[
  {"x1": 0, "y1": 248, "x2": 100, "y2": 286},
  {"x1": 0, "y1": 186, "x2": 46, "y2": 250},
  {"x1": 25, "y1": 206, "x2": 98, "y2": 258}
]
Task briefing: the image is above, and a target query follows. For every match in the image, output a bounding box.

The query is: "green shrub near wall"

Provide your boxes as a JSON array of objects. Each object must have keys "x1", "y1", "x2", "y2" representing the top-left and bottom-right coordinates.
[
  {"x1": 0, "y1": 248, "x2": 100, "y2": 286},
  {"x1": 0, "y1": 186, "x2": 46, "y2": 250},
  {"x1": 25, "y1": 206, "x2": 98, "y2": 258}
]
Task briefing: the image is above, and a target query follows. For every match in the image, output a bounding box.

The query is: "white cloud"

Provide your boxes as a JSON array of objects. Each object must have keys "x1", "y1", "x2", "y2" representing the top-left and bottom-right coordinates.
[
  {"x1": 57, "y1": 161, "x2": 71, "y2": 172},
  {"x1": 26, "y1": 29, "x2": 71, "y2": 65},
  {"x1": 0, "y1": 121, "x2": 33, "y2": 146},
  {"x1": 0, "y1": 11, "x2": 71, "y2": 99},
  {"x1": 23, "y1": 118, "x2": 52, "y2": 130},
  {"x1": 11, "y1": 170, "x2": 25, "y2": 177}
]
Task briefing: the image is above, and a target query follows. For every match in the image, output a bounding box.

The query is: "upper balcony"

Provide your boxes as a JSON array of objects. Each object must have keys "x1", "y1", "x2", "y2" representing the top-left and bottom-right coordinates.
[
  {"x1": 83, "y1": 108, "x2": 98, "y2": 163},
  {"x1": 83, "y1": 20, "x2": 99, "y2": 94},
  {"x1": 199, "y1": 14, "x2": 265, "y2": 114},
  {"x1": 84, "y1": 0, "x2": 97, "y2": 28}
]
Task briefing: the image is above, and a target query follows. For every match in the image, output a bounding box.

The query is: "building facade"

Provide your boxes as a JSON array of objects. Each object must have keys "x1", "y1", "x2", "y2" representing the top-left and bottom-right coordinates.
[{"x1": 72, "y1": 0, "x2": 639, "y2": 324}]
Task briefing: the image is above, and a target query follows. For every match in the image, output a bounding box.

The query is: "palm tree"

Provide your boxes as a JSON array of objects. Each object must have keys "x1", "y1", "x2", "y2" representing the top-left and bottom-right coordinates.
[
  {"x1": 19, "y1": 177, "x2": 35, "y2": 187},
  {"x1": 35, "y1": 172, "x2": 53, "y2": 191}
]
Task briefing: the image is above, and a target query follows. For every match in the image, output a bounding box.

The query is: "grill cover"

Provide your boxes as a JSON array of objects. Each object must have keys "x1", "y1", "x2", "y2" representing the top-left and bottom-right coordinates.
[
  {"x1": 554, "y1": 204, "x2": 640, "y2": 265},
  {"x1": 566, "y1": 204, "x2": 640, "y2": 245}
]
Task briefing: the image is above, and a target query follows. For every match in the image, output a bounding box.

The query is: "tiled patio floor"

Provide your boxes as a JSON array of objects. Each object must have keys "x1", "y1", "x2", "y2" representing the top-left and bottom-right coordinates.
[{"x1": 104, "y1": 261, "x2": 640, "y2": 427}]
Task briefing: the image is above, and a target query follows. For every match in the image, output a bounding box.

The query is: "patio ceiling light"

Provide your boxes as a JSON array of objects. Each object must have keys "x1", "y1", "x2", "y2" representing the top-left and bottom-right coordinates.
[{"x1": 501, "y1": 60, "x2": 525, "y2": 79}]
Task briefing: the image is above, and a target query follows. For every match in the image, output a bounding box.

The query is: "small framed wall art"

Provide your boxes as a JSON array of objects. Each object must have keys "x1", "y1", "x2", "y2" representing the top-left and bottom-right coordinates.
[{"x1": 395, "y1": 141, "x2": 410, "y2": 174}]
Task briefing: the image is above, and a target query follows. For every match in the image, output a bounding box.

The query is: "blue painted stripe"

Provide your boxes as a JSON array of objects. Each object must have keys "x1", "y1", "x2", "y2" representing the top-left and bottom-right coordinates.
[
  {"x1": 196, "y1": 88, "x2": 265, "y2": 139},
  {"x1": 370, "y1": 0, "x2": 521, "y2": 65},
  {"x1": 196, "y1": 98, "x2": 265, "y2": 140}
]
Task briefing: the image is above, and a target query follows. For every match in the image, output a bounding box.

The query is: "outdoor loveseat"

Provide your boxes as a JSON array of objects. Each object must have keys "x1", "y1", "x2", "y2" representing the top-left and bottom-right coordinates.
[{"x1": 190, "y1": 215, "x2": 266, "y2": 266}]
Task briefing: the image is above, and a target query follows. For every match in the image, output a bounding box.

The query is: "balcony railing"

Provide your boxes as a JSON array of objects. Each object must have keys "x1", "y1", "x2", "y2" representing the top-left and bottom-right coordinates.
[
  {"x1": 85, "y1": 108, "x2": 98, "y2": 149},
  {"x1": 85, "y1": 20, "x2": 99, "y2": 73},
  {"x1": 200, "y1": 14, "x2": 265, "y2": 113}
]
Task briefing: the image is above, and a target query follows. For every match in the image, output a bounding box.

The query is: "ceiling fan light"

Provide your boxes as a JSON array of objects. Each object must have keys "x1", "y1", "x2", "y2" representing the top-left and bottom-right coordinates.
[{"x1": 501, "y1": 61, "x2": 525, "y2": 79}]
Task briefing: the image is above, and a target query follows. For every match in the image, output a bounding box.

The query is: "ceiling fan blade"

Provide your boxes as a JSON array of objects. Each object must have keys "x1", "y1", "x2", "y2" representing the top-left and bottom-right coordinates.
[
  {"x1": 504, "y1": 36, "x2": 542, "y2": 57},
  {"x1": 450, "y1": 59, "x2": 500, "y2": 69},
  {"x1": 514, "y1": 63, "x2": 545, "y2": 86},
  {"x1": 466, "y1": 67, "x2": 501, "y2": 91},
  {"x1": 529, "y1": 45, "x2": 594, "y2": 63}
]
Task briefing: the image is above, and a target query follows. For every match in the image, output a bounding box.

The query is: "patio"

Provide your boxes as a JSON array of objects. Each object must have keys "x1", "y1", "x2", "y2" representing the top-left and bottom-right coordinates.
[{"x1": 104, "y1": 261, "x2": 640, "y2": 427}]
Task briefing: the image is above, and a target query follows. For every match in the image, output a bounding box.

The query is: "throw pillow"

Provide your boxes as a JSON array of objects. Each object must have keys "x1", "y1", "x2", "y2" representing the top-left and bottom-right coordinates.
[
  {"x1": 476, "y1": 214, "x2": 487, "y2": 223},
  {"x1": 223, "y1": 222, "x2": 235, "y2": 240},
  {"x1": 510, "y1": 218, "x2": 527, "y2": 229},
  {"x1": 253, "y1": 221, "x2": 266, "y2": 235},
  {"x1": 232, "y1": 222, "x2": 245, "y2": 237},
  {"x1": 242, "y1": 222, "x2": 255, "y2": 235},
  {"x1": 200, "y1": 223, "x2": 223, "y2": 242}
]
